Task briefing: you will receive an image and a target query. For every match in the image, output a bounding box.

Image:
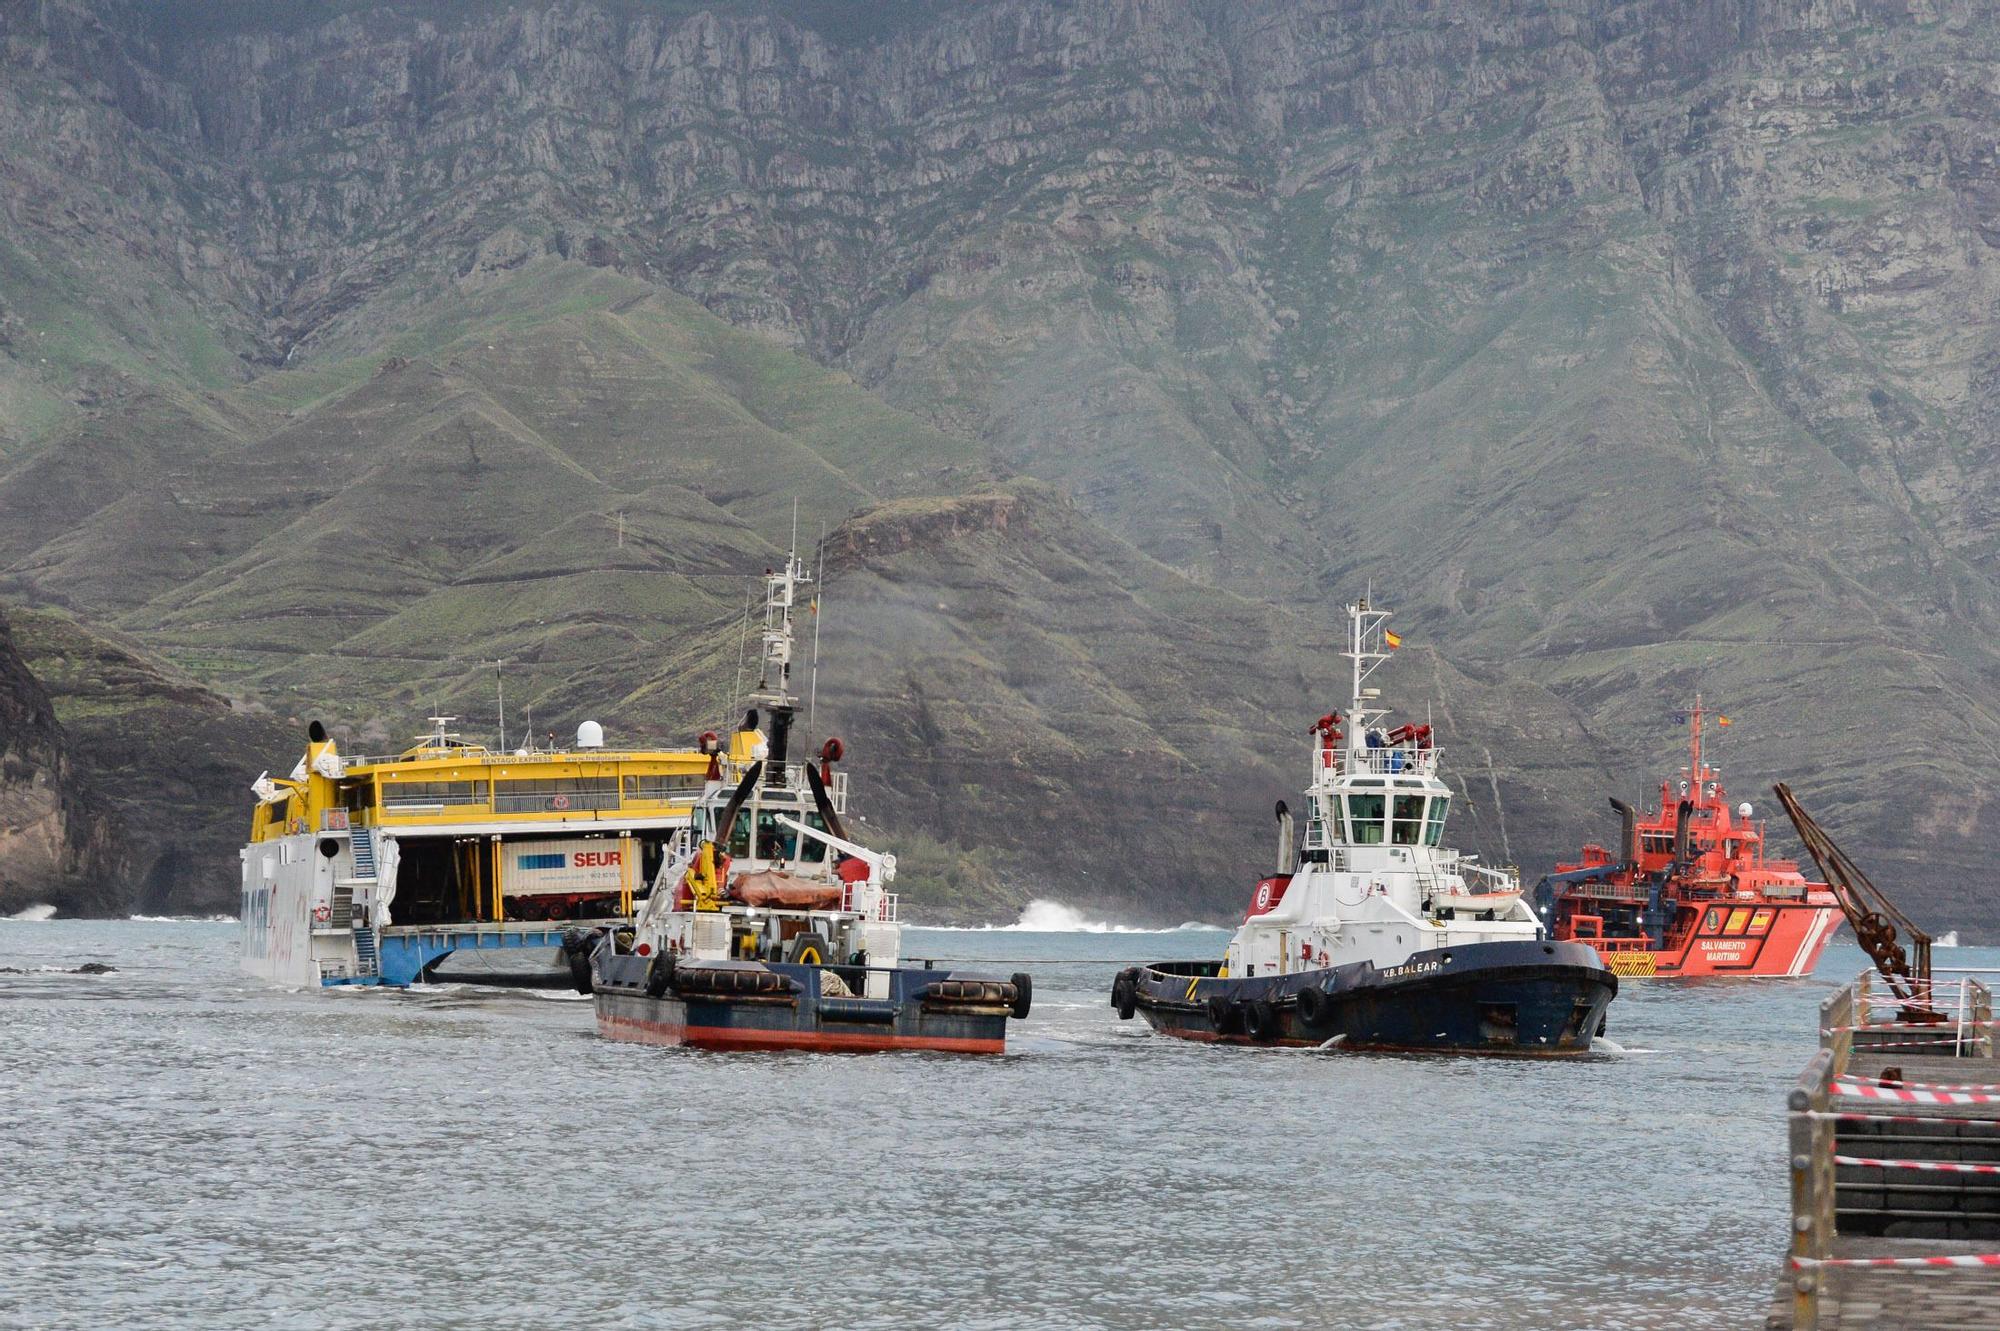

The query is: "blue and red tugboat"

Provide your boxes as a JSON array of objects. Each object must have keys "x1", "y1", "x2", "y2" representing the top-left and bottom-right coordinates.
[
  {"x1": 1111, "y1": 598, "x2": 1617, "y2": 1054},
  {"x1": 581, "y1": 552, "x2": 1032, "y2": 1054}
]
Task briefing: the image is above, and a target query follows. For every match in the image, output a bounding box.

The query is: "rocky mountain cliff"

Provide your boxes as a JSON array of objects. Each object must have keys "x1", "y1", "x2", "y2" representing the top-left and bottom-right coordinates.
[
  {"x1": 3, "y1": 0, "x2": 1997, "y2": 926},
  {"x1": 0, "y1": 609, "x2": 123, "y2": 915}
]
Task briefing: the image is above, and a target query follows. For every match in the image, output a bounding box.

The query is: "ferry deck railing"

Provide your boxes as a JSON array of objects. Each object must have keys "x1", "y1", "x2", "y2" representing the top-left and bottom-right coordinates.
[{"x1": 1784, "y1": 970, "x2": 2000, "y2": 1329}]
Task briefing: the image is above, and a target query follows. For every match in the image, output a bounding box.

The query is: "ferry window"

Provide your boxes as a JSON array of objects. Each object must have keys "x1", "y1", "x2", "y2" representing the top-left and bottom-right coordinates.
[
  {"x1": 623, "y1": 774, "x2": 705, "y2": 802},
  {"x1": 1327, "y1": 796, "x2": 1345, "y2": 842},
  {"x1": 1346, "y1": 793, "x2": 1385, "y2": 845},
  {"x1": 1424, "y1": 796, "x2": 1449, "y2": 846},
  {"x1": 382, "y1": 779, "x2": 486, "y2": 811},
  {"x1": 494, "y1": 776, "x2": 617, "y2": 813},
  {"x1": 1392, "y1": 795, "x2": 1425, "y2": 845},
  {"x1": 727, "y1": 818, "x2": 751, "y2": 859}
]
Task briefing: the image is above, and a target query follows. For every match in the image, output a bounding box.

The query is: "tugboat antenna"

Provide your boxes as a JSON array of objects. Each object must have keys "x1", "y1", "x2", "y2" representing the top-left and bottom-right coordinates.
[
  {"x1": 495, "y1": 659, "x2": 506, "y2": 753},
  {"x1": 808, "y1": 524, "x2": 825, "y2": 746}
]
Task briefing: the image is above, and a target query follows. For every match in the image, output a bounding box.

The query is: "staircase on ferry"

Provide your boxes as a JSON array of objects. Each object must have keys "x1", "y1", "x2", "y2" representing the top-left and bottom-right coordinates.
[{"x1": 338, "y1": 828, "x2": 380, "y2": 979}]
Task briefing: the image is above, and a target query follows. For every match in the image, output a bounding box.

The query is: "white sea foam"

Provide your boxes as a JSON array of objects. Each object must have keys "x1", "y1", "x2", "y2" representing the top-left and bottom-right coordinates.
[
  {"x1": 7, "y1": 904, "x2": 57, "y2": 921},
  {"x1": 128, "y1": 913, "x2": 237, "y2": 924},
  {"x1": 924, "y1": 899, "x2": 1225, "y2": 933},
  {"x1": 1938, "y1": 930, "x2": 1961, "y2": 948}
]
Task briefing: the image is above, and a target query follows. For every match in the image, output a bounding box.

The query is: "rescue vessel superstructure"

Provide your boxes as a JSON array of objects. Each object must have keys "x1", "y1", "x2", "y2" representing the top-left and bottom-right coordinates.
[
  {"x1": 583, "y1": 553, "x2": 1033, "y2": 1053},
  {"x1": 1112, "y1": 598, "x2": 1618, "y2": 1054},
  {"x1": 1532, "y1": 703, "x2": 1842, "y2": 978}
]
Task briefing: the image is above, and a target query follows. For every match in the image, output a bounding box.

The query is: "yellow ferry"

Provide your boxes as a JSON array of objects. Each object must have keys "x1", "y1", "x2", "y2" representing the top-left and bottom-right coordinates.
[{"x1": 239, "y1": 716, "x2": 716, "y2": 988}]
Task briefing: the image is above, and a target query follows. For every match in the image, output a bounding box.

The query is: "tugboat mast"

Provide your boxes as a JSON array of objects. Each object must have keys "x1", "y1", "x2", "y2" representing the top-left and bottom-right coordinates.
[
  {"x1": 750, "y1": 550, "x2": 811, "y2": 784},
  {"x1": 1343, "y1": 598, "x2": 1395, "y2": 758}
]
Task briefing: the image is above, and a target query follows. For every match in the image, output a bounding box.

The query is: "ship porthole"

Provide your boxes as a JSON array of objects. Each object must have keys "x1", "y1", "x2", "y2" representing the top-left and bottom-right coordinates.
[{"x1": 1442, "y1": 953, "x2": 1452, "y2": 964}]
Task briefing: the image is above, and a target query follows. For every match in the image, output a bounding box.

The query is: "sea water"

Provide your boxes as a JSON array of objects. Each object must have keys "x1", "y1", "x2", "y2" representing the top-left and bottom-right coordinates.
[{"x1": 0, "y1": 918, "x2": 1930, "y2": 1330}]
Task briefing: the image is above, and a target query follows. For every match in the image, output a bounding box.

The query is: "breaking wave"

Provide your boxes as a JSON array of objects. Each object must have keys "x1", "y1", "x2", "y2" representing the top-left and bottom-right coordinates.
[
  {"x1": 128, "y1": 914, "x2": 237, "y2": 924},
  {"x1": 927, "y1": 900, "x2": 1225, "y2": 933},
  {"x1": 7, "y1": 904, "x2": 57, "y2": 921}
]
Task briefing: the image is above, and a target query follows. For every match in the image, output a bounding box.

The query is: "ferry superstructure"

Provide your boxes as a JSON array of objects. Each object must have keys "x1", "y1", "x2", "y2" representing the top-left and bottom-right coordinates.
[
  {"x1": 239, "y1": 717, "x2": 709, "y2": 988},
  {"x1": 1112, "y1": 598, "x2": 1618, "y2": 1054},
  {"x1": 584, "y1": 553, "x2": 1033, "y2": 1053}
]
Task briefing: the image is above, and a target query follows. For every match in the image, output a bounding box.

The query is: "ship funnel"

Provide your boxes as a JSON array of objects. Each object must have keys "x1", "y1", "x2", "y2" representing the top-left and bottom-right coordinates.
[
  {"x1": 1275, "y1": 800, "x2": 1296, "y2": 875},
  {"x1": 576, "y1": 720, "x2": 605, "y2": 749},
  {"x1": 1608, "y1": 797, "x2": 1637, "y2": 871},
  {"x1": 765, "y1": 707, "x2": 794, "y2": 787}
]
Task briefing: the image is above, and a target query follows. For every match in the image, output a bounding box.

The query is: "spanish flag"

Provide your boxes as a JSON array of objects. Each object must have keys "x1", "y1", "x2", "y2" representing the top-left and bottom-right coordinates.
[
  {"x1": 1383, "y1": 629, "x2": 1403, "y2": 650},
  {"x1": 1716, "y1": 715, "x2": 1732, "y2": 727}
]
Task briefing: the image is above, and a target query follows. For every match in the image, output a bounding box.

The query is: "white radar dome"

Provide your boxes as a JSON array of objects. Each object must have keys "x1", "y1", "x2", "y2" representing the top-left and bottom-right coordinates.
[
  {"x1": 1738, "y1": 802, "x2": 1753, "y2": 818},
  {"x1": 576, "y1": 720, "x2": 605, "y2": 749}
]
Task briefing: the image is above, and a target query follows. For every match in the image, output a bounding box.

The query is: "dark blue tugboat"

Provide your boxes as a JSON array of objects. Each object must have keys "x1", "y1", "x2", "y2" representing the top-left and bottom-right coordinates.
[
  {"x1": 1110, "y1": 597, "x2": 1617, "y2": 1054},
  {"x1": 581, "y1": 551, "x2": 1031, "y2": 1054}
]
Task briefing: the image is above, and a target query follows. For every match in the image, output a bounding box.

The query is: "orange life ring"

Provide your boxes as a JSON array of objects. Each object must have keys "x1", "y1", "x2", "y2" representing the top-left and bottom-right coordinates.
[
  {"x1": 312, "y1": 904, "x2": 331, "y2": 922},
  {"x1": 550, "y1": 794, "x2": 571, "y2": 810}
]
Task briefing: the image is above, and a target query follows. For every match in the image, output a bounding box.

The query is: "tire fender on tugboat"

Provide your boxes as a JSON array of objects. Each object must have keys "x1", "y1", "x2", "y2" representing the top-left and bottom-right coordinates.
[
  {"x1": 645, "y1": 951, "x2": 675, "y2": 999},
  {"x1": 1010, "y1": 972, "x2": 1033, "y2": 1020},
  {"x1": 562, "y1": 928, "x2": 597, "y2": 995},
  {"x1": 1111, "y1": 969, "x2": 1138, "y2": 1020},
  {"x1": 1206, "y1": 994, "x2": 1238, "y2": 1035},
  {"x1": 1295, "y1": 984, "x2": 1330, "y2": 1028},
  {"x1": 1244, "y1": 999, "x2": 1278, "y2": 1041}
]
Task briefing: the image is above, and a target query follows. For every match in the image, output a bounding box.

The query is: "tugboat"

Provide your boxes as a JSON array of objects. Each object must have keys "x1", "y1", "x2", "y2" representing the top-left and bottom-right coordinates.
[
  {"x1": 1111, "y1": 599, "x2": 1617, "y2": 1054},
  {"x1": 580, "y1": 552, "x2": 1033, "y2": 1054},
  {"x1": 1531, "y1": 701, "x2": 1841, "y2": 978}
]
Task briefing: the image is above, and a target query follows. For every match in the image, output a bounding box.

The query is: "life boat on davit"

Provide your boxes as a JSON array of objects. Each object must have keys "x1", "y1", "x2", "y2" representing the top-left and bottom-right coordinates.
[
  {"x1": 575, "y1": 551, "x2": 1032, "y2": 1054},
  {"x1": 1109, "y1": 598, "x2": 1618, "y2": 1055}
]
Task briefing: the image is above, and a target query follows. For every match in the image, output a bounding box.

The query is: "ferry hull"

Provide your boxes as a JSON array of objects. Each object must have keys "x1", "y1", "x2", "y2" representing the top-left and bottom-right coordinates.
[
  {"x1": 1124, "y1": 940, "x2": 1617, "y2": 1056},
  {"x1": 592, "y1": 953, "x2": 1017, "y2": 1055},
  {"x1": 1581, "y1": 901, "x2": 1842, "y2": 979}
]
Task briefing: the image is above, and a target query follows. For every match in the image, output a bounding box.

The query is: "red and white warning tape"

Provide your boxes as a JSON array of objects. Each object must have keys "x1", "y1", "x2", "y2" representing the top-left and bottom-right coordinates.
[
  {"x1": 1837, "y1": 1074, "x2": 2000, "y2": 1093},
  {"x1": 1833, "y1": 1037, "x2": 1984, "y2": 1052},
  {"x1": 1807, "y1": 1110, "x2": 2000, "y2": 1129},
  {"x1": 1823, "y1": 1019, "x2": 2000, "y2": 1033},
  {"x1": 1834, "y1": 1154, "x2": 2000, "y2": 1175},
  {"x1": 1833, "y1": 1082, "x2": 2000, "y2": 1106},
  {"x1": 1792, "y1": 1252, "x2": 2000, "y2": 1270}
]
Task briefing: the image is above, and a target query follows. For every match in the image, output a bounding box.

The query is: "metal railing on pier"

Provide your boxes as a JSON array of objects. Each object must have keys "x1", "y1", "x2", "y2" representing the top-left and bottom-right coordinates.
[{"x1": 1783, "y1": 970, "x2": 2000, "y2": 1328}]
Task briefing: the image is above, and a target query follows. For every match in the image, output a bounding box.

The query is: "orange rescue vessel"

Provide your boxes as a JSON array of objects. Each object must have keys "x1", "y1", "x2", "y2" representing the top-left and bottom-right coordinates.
[{"x1": 1532, "y1": 702, "x2": 1841, "y2": 978}]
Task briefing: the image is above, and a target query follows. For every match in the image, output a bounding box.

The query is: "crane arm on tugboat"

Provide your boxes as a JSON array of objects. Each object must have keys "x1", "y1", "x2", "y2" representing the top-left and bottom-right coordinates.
[{"x1": 1773, "y1": 781, "x2": 1934, "y2": 1016}]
